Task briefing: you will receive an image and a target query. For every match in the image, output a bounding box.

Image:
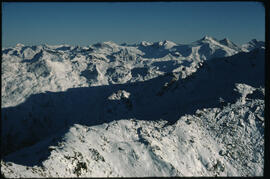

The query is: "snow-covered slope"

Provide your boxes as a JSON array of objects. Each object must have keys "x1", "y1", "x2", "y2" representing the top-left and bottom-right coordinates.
[
  {"x1": 1, "y1": 98, "x2": 264, "y2": 177},
  {"x1": 1, "y1": 37, "x2": 265, "y2": 177}
]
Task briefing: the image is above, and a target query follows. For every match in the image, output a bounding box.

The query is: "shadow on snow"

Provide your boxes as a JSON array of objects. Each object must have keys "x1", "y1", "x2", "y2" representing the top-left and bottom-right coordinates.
[{"x1": 1, "y1": 48, "x2": 265, "y2": 167}]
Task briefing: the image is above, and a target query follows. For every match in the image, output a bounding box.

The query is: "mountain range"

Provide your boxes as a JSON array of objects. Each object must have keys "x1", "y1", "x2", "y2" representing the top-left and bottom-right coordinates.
[{"x1": 1, "y1": 36, "x2": 265, "y2": 177}]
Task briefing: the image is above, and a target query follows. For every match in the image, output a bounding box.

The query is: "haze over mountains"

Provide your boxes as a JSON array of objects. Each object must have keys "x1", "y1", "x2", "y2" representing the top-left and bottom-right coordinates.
[{"x1": 1, "y1": 36, "x2": 265, "y2": 177}]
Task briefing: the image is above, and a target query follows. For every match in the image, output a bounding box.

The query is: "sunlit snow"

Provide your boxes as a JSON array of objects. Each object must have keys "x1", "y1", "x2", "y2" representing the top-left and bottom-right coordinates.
[{"x1": 1, "y1": 37, "x2": 265, "y2": 177}]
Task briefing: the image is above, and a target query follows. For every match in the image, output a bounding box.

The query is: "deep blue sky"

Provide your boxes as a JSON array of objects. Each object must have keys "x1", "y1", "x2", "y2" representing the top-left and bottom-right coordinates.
[{"x1": 2, "y1": 2, "x2": 265, "y2": 47}]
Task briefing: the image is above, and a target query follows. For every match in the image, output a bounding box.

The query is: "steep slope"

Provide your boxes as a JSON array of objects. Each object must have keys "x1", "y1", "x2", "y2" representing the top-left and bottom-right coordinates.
[{"x1": 1, "y1": 38, "x2": 265, "y2": 177}]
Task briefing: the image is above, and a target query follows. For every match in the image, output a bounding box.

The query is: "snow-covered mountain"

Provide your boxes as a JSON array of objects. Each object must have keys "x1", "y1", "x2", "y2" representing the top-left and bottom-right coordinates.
[
  {"x1": 2, "y1": 36, "x2": 256, "y2": 108},
  {"x1": 1, "y1": 37, "x2": 265, "y2": 177},
  {"x1": 241, "y1": 39, "x2": 265, "y2": 52},
  {"x1": 219, "y1": 38, "x2": 241, "y2": 51}
]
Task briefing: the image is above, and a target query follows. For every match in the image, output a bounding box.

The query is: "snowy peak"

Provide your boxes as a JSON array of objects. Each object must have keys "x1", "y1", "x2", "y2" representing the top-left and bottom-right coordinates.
[
  {"x1": 197, "y1": 36, "x2": 239, "y2": 51},
  {"x1": 15, "y1": 43, "x2": 25, "y2": 48},
  {"x1": 241, "y1": 39, "x2": 265, "y2": 52},
  {"x1": 103, "y1": 41, "x2": 119, "y2": 46},
  {"x1": 195, "y1": 36, "x2": 228, "y2": 48},
  {"x1": 219, "y1": 38, "x2": 240, "y2": 51},
  {"x1": 219, "y1": 38, "x2": 232, "y2": 45},
  {"x1": 91, "y1": 41, "x2": 120, "y2": 50},
  {"x1": 185, "y1": 36, "x2": 239, "y2": 60},
  {"x1": 250, "y1": 39, "x2": 258, "y2": 44},
  {"x1": 160, "y1": 40, "x2": 177, "y2": 49},
  {"x1": 45, "y1": 44, "x2": 72, "y2": 51},
  {"x1": 138, "y1": 40, "x2": 176, "y2": 48},
  {"x1": 246, "y1": 39, "x2": 264, "y2": 47},
  {"x1": 199, "y1": 35, "x2": 219, "y2": 43},
  {"x1": 139, "y1": 41, "x2": 153, "y2": 46},
  {"x1": 13, "y1": 43, "x2": 26, "y2": 52},
  {"x1": 201, "y1": 35, "x2": 214, "y2": 40}
]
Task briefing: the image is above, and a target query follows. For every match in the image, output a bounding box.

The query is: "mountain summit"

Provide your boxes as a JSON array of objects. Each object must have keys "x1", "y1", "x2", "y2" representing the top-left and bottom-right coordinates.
[
  {"x1": 241, "y1": 39, "x2": 265, "y2": 52},
  {"x1": 219, "y1": 38, "x2": 241, "y2": 51},
  {"x1": 199, "y1": 35, "x2": 219, "y2": 42}
]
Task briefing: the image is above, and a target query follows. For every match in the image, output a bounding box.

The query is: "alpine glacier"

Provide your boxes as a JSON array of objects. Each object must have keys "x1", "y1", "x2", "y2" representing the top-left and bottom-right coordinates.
[{"x1": 1, "y1": 36, "x2": 265, "y2": 177}]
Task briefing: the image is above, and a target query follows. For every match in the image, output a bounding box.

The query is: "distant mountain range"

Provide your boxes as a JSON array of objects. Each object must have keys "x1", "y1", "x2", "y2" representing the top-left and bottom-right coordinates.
[{"x1": 1, "y1": 36, "x2": 264, "y2": 108}]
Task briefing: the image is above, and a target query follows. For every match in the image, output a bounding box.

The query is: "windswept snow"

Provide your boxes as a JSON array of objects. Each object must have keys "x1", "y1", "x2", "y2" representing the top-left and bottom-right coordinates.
[{"x1": 1, "y1": 36, "x2": 265, "y2": 177}]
